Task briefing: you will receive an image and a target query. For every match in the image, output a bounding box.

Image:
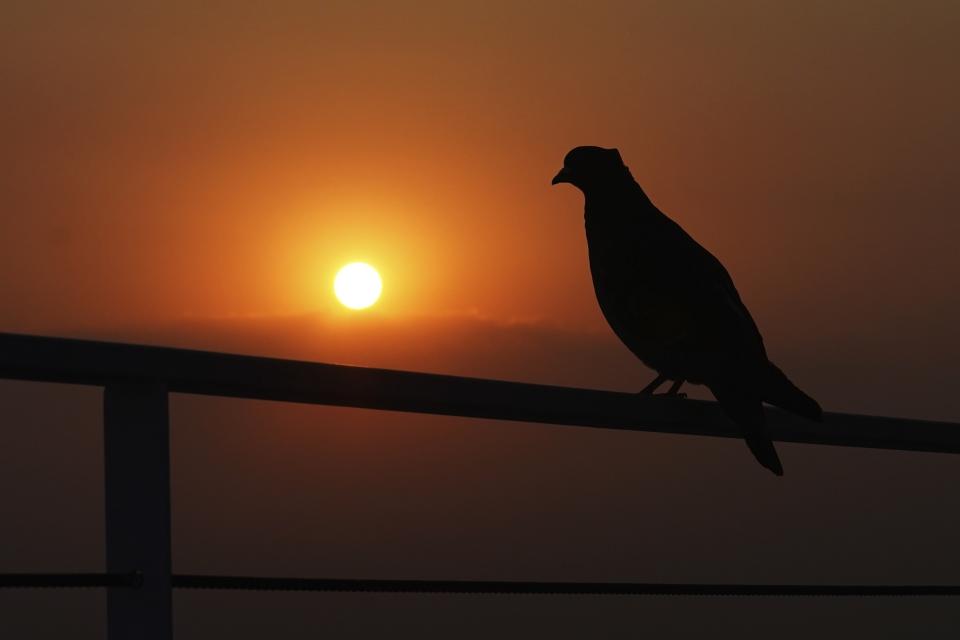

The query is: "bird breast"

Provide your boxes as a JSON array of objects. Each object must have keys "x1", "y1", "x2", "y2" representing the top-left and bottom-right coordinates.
[{"x1": 585, "y1": 220, "x2": 695, "y2": 371}]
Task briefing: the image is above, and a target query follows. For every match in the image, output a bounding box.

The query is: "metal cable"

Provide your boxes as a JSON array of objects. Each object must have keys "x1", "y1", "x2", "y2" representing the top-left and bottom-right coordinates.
[
  {"x1": 0, "y1": 572, "x2": 142, "y2": 589},
  {"x1": 171, "y1": 575, "x2": 960, "y2": 596},
  {"x1": 4, "y1": 572, "x2": 958, "y2": 596}
]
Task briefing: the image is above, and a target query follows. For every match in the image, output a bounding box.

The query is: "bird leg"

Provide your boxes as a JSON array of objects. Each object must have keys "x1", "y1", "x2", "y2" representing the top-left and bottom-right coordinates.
[
  {"x1": 638, "y1": 374, "x2": 667, "y2": 395},
  {"x1": 665, "y1": 379, "x2": 686, "y2": 398},
  {"x1": 637, "y1": 375, "x2": 687, "y2": 398}
]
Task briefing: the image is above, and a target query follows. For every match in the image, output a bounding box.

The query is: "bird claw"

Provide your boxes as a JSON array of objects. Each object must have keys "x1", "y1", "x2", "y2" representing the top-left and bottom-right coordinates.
[{"x1": 636, "y1": 391, "x2": 687, "y2": 399}]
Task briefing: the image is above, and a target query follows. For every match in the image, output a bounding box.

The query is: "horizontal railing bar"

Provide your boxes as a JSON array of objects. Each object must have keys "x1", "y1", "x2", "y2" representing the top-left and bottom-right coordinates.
[
  {"x1": 0, "y1": 332, "x2": 958, "y2": 454},
  {"x1": 0, "y1": 572, "x2": 142, "y2": 589},
  {"x1": 174, "y1": 574, "x2": 960, "y2": 596}
]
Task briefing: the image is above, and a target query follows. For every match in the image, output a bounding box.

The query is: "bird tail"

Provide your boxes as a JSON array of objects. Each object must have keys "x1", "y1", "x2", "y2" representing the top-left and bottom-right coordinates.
[
  {"x1": 762, "y1": 362, "x2": 822, "y2": 422},
  {"x1": 711, "y1": 385, "x2": 783, "y2": 476}
]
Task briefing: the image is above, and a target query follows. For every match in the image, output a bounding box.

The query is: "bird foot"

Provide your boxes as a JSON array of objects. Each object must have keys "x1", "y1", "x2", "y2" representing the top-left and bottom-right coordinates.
[
  {"x1": 636, "y1": 376, "x2": 686, "y2": 398},
  {"x1": 636, "y1": 391, "x2": 687, "y2": 399}
]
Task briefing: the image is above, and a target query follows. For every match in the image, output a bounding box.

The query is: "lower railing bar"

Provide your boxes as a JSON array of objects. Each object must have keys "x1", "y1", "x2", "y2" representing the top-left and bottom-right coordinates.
[
  {"x1": 4, "y1": 573, "x2": 957, "y2": 595},
  {"x1": 0, "y1": 572, "x2": 142, "y2": 589},
  {"x1": 172, "y1": 575, "x2": 960, "y2": 596}
]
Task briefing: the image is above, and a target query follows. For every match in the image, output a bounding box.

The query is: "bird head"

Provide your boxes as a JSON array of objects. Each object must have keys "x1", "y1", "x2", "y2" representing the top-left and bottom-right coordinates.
[{"x1": 551, "y1": 146, "x2": 628, "y2": 191}]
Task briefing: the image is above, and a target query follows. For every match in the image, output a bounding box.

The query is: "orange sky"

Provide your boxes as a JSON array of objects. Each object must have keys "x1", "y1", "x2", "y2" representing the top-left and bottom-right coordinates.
[
  {"x1": 3, "y1": 1, "x2": 959, "y2": 421},
  {"x1": 3, "y1": 1, "x2": 958, "y2": 334},
  {"x1": 2, "y1": 4, "x2": 960, "y2": 637}
]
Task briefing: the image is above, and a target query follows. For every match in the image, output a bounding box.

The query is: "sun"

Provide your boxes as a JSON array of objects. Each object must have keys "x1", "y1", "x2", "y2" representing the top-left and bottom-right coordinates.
[{"x1": 334, "y1": 262, "x2": 382, "y2": 310}]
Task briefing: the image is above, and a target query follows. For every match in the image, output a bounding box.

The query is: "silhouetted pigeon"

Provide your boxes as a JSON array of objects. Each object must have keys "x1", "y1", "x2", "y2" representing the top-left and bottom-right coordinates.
[{"x1": 552, "y1": 146, "x2": 822, "y2": 475}]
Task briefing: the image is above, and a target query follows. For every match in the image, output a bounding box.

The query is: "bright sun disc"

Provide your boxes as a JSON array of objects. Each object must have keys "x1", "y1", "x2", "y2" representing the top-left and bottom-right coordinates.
[{"x1": 334, "y1": 262, "x2": 382, "y2": 309}]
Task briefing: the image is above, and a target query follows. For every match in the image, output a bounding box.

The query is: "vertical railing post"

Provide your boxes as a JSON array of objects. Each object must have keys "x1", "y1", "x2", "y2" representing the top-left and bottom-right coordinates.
[{"x1": 103, "y1": 383, "x2": 172, "y2": 640}]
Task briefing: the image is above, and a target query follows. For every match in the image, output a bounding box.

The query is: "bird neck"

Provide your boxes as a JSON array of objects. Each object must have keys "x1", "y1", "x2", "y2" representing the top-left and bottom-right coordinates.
[{"x1": 582, "y1": 178, "x2": 652, "y2": 216}]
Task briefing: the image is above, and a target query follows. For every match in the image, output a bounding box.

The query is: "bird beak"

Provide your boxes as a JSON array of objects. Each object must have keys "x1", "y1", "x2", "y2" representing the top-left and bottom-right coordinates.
[{"x1": 551, "y1": 167, "x2": 571, "y2": 185}]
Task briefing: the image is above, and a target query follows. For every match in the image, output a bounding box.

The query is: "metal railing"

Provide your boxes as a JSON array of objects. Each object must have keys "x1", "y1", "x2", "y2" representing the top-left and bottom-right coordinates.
[{"x1": 1, "y1": 331, "x2": 958, "y2": 639}]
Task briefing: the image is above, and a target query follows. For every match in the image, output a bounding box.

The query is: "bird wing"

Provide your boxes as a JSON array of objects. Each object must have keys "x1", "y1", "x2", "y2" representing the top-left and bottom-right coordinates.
[{"x1": 650, "y1": 212, "x2": 769, "y2": 366}]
